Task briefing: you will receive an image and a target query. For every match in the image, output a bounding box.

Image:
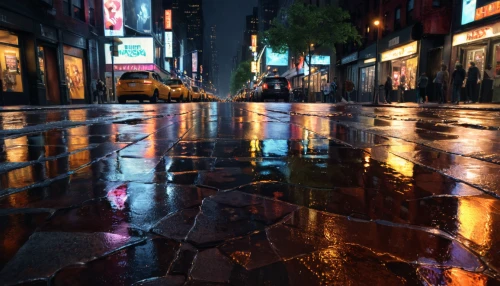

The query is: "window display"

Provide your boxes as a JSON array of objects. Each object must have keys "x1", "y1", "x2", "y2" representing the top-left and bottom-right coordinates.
[
  {"x1": 64, "y1": 54, "x2": 85, "y2": 100},
  {"x1": 390, "y1": 56, "x2": 418, "y2": 90},
  {"x1": 0, "y1": 44, "x2": 23, "y2": 93},
  {"x1": 465, "y1": 48, "x2": 485, "y2": 78},
  {"x1": 38, "y1": 47, "x2": 46, "y2": 85},
  {"x1": 360, "y1": 65, "x2": 375, "y2": 93}
]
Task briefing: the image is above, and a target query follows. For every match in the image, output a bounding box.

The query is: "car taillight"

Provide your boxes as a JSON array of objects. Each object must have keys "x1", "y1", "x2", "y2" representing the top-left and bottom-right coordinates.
[
  {"x1": 263, "y1": 83, "x2": 268, "y2": 89},
  {"x1": 143, "y1": 80, "x2": 153, "y2": 84}
]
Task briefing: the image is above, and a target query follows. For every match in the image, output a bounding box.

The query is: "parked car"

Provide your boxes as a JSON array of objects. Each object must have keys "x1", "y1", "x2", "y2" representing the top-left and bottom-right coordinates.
[
  {"x1": 254, "y1": 77, "x2": 292, "y2": 102},
  {"x1": 117, "y1": 71, "x2": 171, "y2": 104},
  {"x1": 190, "y1": 86, "x2": 202, "y2": 102},
  {"x1": 164, "y1": 79, "x2": 190, "y2": 102}
]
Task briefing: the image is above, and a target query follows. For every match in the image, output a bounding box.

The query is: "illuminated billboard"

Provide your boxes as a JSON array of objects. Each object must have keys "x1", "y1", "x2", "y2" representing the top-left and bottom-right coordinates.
[
  {"x1": 462, "y1": 0, "x2": 500, "y2": 25},
  {"x1": 105, "y1": 37, "x2": 154, "y2": 64},
  {"x1": 124, "y1": 0, "x2": 151, "y2": 33},
  {"x1": 165, "y1": 31, "x2": 173, "y2": 58},
  {"x1": 251, "y1": 35, "x2": 257, "y2": 52},
  {"x1": 251, "y1": 61, "x2": 257, "y2": 73},
  {"x1": 192, "y1": 51, "x2": 198, "y2": 73},
  {"x1": 311, "y1": 55, "x2": 331, "y2": 65},
  {"x1": 103, "y1": 0, "x2": 124, "y2": 36},
  {"x1": 266, "y1": 48, "x2": 288, "y2": 66},
  {"x1": 164, "y1": 10, "x2": 172, "y2": 30}
]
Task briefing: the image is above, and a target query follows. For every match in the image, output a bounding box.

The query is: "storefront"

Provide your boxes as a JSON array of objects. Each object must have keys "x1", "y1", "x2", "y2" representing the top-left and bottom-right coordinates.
[
  {"x1": 340, "y1": 52, "x2": 358, "y2": 100},
  {"x1": 380, "y1": 40, "x2": 419, "y2": 102},
  {"x1": 357, "y1": 44, "x2": 377, "y2": 102},
  {"x1": 452, "y1": 22, "x2": 500, "y2": 102}
]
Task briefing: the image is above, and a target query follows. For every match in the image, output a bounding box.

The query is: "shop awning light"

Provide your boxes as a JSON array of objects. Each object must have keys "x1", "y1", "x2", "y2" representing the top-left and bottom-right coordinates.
[{"x1": 364, "y1": 58, "x2": 376, "y2": 64}]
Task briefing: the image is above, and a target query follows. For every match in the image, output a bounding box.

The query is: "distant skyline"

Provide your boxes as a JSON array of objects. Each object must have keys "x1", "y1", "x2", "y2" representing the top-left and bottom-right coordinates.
[{"x1": 204, "y1": 0, "x2": 258, "y2": 97}]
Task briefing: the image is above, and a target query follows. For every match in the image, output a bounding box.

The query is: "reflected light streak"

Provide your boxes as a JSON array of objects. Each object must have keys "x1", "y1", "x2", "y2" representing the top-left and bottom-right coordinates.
[
  {"x1": 386, "y1": 147, "x2": 414, "y2": 178},
  {"x1": 457, "y1": 198, "x2": 493, "y2": 256}
]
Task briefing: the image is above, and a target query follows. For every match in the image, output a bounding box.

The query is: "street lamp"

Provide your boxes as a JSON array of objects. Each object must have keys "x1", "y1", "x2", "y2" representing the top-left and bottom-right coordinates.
[{"x1": 373, "y1": 20, "x2": 380, "y2": 104}]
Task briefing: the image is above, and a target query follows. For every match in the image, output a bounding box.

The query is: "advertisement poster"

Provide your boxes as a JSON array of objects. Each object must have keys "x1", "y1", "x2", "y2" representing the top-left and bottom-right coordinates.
[
  {"x1": 5, "y1": 53, "x2": 17, "y2": 72},
  {"x1": 125, "y1": 0, "x2": 151, "y2": 34},
  {"x1": 104, "y1": 37, "x2": 154, "y2": 64},
  {"x1": 64, "y1": 55, "x2": 85, "y2": 100},
  {"x1": 311, "y1": 55, "x2": 330, "y2": 65},
  {"x1": 192, "y1": 52, "x2": 198, "y2": 73},
  {"x1": 165, "y1": 32, "x2": 173, "y2": 58},
  {"x1": 104, "y1": 0, "x2": 124, "y2": 36},
  {"x1": 251, "y1": 35, "x2": 257, "y2": 52},
  {"x1": 266, "y1": 48, "x2": 288, "y2": 66}
]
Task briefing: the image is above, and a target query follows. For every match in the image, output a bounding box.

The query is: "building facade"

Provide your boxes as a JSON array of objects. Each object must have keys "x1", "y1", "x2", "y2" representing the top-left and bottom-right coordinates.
[
  {"x1": 338, "y1": 0, "x2": 453, "y2": 102},
  {"x1": 0, "y1": 0, "x2": 103, "y2": 106},
  {"x1": 451, "y1": 0, "x2": 500, "y2": 102}
]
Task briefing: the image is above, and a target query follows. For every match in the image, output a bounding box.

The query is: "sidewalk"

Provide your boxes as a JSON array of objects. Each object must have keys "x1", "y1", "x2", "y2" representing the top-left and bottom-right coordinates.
[{"x1": 362, "y1": 101, "x2": 500, "y2": 111}]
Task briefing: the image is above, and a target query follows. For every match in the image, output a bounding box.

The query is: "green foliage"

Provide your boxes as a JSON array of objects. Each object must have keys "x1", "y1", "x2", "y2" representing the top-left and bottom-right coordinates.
[
  {"x1": 230, "y1": 61, "x2": 253, "y2": 95},
  {"x1": 264, "y1": 2, "x2": 361, "y2": 62}
]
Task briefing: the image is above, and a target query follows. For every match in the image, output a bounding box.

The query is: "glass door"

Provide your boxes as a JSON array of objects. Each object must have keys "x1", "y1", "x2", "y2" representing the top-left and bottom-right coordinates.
[{"x1": 465, "y1": 47, "x2": 486, "y2": 79}]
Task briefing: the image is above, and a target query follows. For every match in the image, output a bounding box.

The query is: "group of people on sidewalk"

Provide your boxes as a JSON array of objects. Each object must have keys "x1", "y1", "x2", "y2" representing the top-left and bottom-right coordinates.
[{"x1": 403, "y1": 61, "x2": 489, "y2": 105}]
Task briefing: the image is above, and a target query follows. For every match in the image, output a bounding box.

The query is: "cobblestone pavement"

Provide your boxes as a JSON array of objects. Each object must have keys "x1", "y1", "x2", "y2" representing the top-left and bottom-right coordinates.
[{"x1": 1, "y1": 103, "x2": 500, "y2": 285}]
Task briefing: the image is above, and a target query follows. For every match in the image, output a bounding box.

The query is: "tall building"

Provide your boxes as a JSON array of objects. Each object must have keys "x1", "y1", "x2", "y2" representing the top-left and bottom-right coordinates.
[
  {"x1": 258, "y1": 0, "x2": 279, "y2": 35},
  {"x1": 184, "y1": 0, "x2": 204, "y2": 80},
  {"x1": 241, "y1": 7, "x2": 259, "y2": 62},
  {"x1": 209, "y1": 25, "x2": 219, "y2": 92}
]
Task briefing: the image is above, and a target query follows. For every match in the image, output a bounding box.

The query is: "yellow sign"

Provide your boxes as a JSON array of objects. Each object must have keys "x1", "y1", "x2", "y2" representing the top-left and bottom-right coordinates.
[
  {"x1": 452, "y1": 23, "x2": 499, "y2": 46},
  {"x1": 381, "y1": 41, "x2": 418, "y2": 62},
  {"x1": 251, "y1": 35, "x2": 257, "y2": 52},
  {"x1": 251, "y1": 61, "x2": 257, "y2": 73}
]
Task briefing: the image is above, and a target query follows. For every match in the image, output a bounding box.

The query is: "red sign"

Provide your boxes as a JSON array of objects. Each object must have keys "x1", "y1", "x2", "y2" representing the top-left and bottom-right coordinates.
[
  {"x1": 466, "y1": 27, "x2": 492, "y2": 41},
  {"x1": 475, "y1": 1, "x2": 500, "y2": 21},
  {"x1": 164, "y1": 10, "x2": 172, "y2": 30}
]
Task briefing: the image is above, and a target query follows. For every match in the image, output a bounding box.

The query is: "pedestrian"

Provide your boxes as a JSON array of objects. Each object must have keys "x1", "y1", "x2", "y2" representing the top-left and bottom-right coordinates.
[
  {"x1": 322, "y1": 80, "x2": 330, "y2": 103},
  {"x1": 442, "y1": 64, "x2": 450, "y2": 103},
  {"x1": 384, "y1": 76, "x2": 392, "y2": 104},
  {"x1": 417, "y1": 72, "x2": 429, "y2": 104},
  {"x1": 330, "y1": 77, "x2": 338, "y2": 103},
  {"x1": 466, "y1": 61, "x2": 481, "y2": 103},
  {"x1": 96, "y1": 79, "x2": 107, "y2": 104},
  {"x1": 399, "y1": 73, "x2": 406, "y2": 102},
  {"x1": 451, "y1": 62, "x2": 466, "y2": 104},
  {"x1": 434, "y1": 65, "x2": 448, "y2": 104},
  {"x1": 481, "y1": 64, "x2": 495, "y2": 102}
]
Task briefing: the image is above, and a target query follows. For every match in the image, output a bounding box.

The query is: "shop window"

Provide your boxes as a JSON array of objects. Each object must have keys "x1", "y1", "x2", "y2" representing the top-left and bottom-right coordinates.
[
  {"x1": 390, "y1": 56, "x2": 418, "y2": 90},
  {"x1": 0, "y1": 31, "x2": 23, "y2": 93},
  {"x1": 360, "y1": 66, "x2": 375, "y2": 93},
  {"x1": 64, "y1": 54, "x2": 85, "y2": 100},
  {"x1": 38, "y1": 47, "x2": 46, "y2": 85},
  {"x1": 394, "y1": 7, "x2": 401, "y2": 30}
]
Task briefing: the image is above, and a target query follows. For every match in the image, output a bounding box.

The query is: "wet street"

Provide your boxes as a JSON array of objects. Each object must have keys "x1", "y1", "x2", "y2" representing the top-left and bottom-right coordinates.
[{"x1": 1, "y1": 102, "x2": 500, "y2": 285}]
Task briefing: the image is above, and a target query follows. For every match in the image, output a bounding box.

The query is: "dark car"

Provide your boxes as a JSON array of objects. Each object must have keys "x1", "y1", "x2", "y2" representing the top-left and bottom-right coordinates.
[{"x1": 256, "y1": 77, "x2": 291, "y2": 102}]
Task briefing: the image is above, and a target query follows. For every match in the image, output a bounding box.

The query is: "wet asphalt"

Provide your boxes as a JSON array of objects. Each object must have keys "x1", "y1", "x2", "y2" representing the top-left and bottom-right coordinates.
[{"x1": 0, "y1": 102, "x2": 500, "y2": 285}]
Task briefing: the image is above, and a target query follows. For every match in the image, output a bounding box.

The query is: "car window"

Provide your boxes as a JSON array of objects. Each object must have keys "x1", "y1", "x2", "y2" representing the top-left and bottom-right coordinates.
[
  {"x1": 120, "y1": 72, "x2": 149, "y2": 80},
  {"x1": 265, "y1": 77, "x2": 287, "y2": 85},
  {"x1": 165, "y1": 79, "x2": 182, "y2": 85},
  {"x1": 192, "y1": 87, "x2": 199, "y2": 92}
]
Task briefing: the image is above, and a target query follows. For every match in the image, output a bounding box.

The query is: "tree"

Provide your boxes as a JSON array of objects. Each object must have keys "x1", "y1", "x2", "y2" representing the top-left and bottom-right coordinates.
[
  {"x1": 264, "y1": 2, "x2": 360, "y2": 100},
  {"x1": 230, "y1": 61, "x2": 253, "y2": 95}
]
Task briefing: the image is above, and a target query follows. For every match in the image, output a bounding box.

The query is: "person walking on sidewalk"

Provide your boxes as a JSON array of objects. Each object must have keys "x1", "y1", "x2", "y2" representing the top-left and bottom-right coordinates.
[
  {"x1": 466, "y1": 61, "x2": 481, "y2": 103},
  {"x1": 384, "y1": 76, "x2": 392, "y2": 104},
  {"x1": 330, "y1": 77, "x2": 338, "y2": 103},
  {"x1": 451, "y1": 63, "x2": 466, "y2": 104},
  {"x1": 322, "y1": 80, "x2": 330, "y2": 103},
  {"x1": 417, "y1": 72, "x2": 429, "y2": 103},
  {"x1": 96, "y1": 79, "x2": 107, "y2": 104},
  {"x1": 434, "y1": 65, "x2": 449, "y2": 104}
]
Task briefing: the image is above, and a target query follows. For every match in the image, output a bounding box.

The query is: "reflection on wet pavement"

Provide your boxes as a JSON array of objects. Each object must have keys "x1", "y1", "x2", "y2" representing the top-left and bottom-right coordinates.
[{"x1": 1, "y1": 103, "x2": 500, "y2": 285}]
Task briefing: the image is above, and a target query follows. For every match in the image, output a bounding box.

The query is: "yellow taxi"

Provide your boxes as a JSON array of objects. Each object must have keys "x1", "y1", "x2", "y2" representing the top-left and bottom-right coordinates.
[
  {"x1": 190, "y1": 86, "x2": 203, "y2": 102},
  {"x1": 116, "y1": 71, "x2": 171, "y2": 104},
  {"x1": 164, "y1": 79, "x2": 190, "y2": 102}
]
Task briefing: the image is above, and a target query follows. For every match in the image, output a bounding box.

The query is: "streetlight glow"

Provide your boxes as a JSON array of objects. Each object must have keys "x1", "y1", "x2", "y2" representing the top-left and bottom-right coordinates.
[{"x1": 374, "y1": 20, "x2": 380, "y2": 26}]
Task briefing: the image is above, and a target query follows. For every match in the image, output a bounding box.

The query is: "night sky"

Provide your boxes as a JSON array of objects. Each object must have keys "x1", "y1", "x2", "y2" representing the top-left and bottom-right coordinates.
[{"x1": 204, "y1": 0, "x2": 258, "y2": 97}]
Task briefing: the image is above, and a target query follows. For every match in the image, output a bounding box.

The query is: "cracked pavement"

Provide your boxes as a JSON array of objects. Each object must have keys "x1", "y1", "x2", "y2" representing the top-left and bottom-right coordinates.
[{"x1": 1, "y1": 103, "x2": 500, "y2": 285}]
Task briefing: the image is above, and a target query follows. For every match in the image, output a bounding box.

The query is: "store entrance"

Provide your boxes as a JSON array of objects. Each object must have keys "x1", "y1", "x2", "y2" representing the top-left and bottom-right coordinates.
[
  {"x1": 426, "y1": 48, "x2": 443, "y2": 102},
  {"x1": 463, "y1": 46, "x2": 486, "y2": 78},
  {"x1": 39, "y1": 45, "x2": 60, "y2": 105}
]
